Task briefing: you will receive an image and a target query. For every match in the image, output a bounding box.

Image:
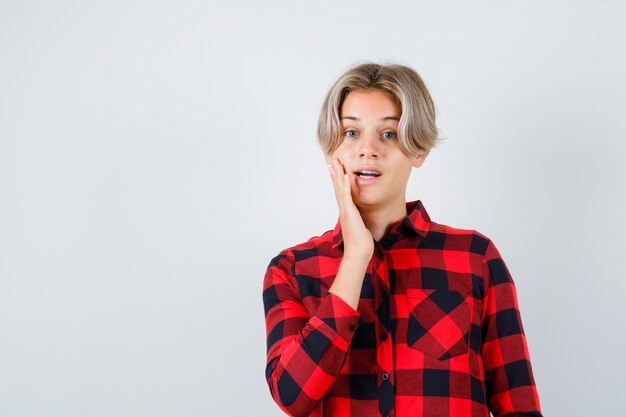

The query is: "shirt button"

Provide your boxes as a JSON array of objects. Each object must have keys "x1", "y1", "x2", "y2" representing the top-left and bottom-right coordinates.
[
  {"x1": 381, "y1": 373, "x2": 389, "y2": 381},
  {"x1": 381, "y1": 290, "x2": 388, "y2": 299},
  {"x1": 376, "y1": 249, "x2": 383, "y2": 258},
  {"x1": 380, "y1": 333, "x2": 388, "y2": 341}
]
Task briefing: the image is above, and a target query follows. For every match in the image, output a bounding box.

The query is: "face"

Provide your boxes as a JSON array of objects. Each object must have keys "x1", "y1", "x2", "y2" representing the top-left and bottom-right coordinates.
[{"x1": 325, "y1": 89, "x2": 428, "y2": 211}]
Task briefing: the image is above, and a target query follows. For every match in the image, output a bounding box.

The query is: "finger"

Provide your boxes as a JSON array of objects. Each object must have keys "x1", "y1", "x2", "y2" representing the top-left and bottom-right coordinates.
[
  {"x1": 331, "y1": 158, "x2": 350, "y2": 202},
  {"x1": 335, "y1": 157, "x2": 347, "y2": 175},
  {"x1": 342, "y1": 171, "x2": 353, "y2": 208},
  {"x1": 337, "y1": 159, "x2": 352, "y2": 210},
  {"x1": 329, "y1": 160, "x2": 343, "y2": 210},
  {"x1": 340, "y1": 162, "x2": 356, "y2": 205}
]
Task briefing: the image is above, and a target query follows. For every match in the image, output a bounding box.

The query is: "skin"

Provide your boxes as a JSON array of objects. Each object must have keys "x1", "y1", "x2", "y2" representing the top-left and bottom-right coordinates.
[{"x1": 326, "y1": 89, "x2": 429, "y2": 309}]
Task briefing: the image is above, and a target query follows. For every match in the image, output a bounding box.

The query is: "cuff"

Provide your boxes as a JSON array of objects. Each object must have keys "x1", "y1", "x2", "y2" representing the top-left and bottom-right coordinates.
[{"x1": 312, "y1": 292, "x2": 361, "y2": 343}]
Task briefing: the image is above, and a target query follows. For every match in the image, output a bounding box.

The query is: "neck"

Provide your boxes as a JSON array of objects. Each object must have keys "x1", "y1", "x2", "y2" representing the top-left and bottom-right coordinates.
[{"x1": 358, "y1": 199, "x2": 408, "y2": 242}]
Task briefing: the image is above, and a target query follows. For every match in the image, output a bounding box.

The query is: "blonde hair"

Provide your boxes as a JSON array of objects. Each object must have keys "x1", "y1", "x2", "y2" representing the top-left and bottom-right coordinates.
[{"x1": 317, "y1": 61, "x2": 443, "y2": 157}]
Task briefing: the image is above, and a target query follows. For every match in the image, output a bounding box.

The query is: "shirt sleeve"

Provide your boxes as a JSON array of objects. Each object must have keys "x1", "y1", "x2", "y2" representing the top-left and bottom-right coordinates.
[
  {"x1": 481, "y1": 238, "x2": 544, "y2": 417},
  {"x1": 262, "y1": 249, "x2": 361, "y2": 417}
]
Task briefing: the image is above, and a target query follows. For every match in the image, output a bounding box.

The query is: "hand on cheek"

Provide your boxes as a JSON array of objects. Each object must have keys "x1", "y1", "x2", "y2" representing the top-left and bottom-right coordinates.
[{"x1": 328, "y1": 157, "x2": 373, "y2": 261}]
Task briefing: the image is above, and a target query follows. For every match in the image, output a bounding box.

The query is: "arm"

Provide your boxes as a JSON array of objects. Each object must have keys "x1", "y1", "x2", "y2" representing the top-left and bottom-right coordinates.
[
  {"x1": 481, "y1": 238, "x2": 544, "y2": 417},
  {"x1": 262, "y1": 157, "x2": 372, "y2": 416},
  {"x1": 262, "y1": 250, "x2": 364, "y2": 417}
]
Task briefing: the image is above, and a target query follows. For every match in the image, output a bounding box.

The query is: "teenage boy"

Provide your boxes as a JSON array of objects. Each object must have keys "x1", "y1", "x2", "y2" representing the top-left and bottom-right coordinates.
[{"x1": 262, "y1": 62, "x2": 543, "y2": 417}]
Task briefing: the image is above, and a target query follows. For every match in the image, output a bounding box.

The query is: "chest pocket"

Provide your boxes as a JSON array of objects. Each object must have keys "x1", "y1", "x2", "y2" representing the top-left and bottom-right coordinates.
[{"x1": 406, "y1": 288, "x2": 472, "y2": 360}]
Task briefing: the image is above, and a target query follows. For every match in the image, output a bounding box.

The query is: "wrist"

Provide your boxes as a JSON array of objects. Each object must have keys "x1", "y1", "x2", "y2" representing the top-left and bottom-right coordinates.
[{"x1": 342, "y1": 253, "x2": 371, "y2": 265}]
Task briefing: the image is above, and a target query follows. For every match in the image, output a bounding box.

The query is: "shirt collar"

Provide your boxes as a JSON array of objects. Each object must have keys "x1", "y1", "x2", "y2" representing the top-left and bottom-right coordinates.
[{"x1": 331, "y1": 199, "x2": 431, "y2": 249}]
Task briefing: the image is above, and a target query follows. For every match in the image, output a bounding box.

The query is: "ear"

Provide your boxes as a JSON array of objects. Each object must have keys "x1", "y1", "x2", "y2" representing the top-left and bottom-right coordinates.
[{"x1": 412, "y1": 150, "x2": 429, "y2": 168}]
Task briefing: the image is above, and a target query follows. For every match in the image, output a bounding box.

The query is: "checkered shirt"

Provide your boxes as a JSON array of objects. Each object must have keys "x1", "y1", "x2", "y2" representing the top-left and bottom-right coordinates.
[{"x1": 263, "y1": 200, "x2": 543, "y2": 417}]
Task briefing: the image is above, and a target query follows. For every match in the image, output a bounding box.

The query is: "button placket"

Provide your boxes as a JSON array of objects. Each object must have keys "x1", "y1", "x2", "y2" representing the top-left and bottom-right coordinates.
[{"x1": 373, "y1": 245, "x2": 394, "y2": 417}]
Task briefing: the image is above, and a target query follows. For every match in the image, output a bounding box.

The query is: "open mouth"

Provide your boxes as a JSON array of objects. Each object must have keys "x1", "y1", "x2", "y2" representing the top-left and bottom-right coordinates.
[{"x1": 354, "y1": 169, "x2": 382, "y2": 179}]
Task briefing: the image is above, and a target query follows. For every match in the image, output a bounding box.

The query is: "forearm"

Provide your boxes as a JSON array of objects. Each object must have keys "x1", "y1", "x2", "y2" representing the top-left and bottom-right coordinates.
[
  {"x1": 264, "y1": 253, "x2": 365, "y2": 417},
  {"x1": 328, "y1": 256, "x2": 370, "y2": 309},
  {"x1": 265, "y1": 291, "x2": 360, "y2": 417}
]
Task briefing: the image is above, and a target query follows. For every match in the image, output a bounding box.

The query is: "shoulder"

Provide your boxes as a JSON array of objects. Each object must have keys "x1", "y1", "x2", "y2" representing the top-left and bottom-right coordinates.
[
  {"x1": 427, "y1": 220, "x2": 496, "y2": 257},
  {"x1": 427, "y1": 221, "x2": 512, "y2": 286},
  {"x1": 265, "y1": 228, "x2": 335, "y2": 271}
]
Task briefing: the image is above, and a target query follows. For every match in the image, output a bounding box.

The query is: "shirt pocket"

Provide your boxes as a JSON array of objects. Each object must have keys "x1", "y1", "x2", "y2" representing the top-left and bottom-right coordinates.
[{"x1": 406, "y1": 287, "x2": 472, "y2": 360}]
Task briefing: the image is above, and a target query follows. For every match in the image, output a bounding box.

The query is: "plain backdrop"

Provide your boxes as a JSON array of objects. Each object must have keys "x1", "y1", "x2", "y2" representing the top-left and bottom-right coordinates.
[{"x1": 1, "y1": 1, "x2": 625, "y2": 416}]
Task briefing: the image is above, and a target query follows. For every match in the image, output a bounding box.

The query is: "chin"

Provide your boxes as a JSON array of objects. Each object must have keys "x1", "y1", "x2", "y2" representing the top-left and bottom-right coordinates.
[{"x1": 354, "y1": 196, "x2": 384, "y2": 208}]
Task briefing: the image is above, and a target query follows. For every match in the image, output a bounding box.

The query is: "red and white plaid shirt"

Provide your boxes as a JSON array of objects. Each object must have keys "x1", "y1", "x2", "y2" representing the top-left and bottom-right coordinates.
[{"x1": 263, "y1": 199, "x2": 543, "y2": 417}]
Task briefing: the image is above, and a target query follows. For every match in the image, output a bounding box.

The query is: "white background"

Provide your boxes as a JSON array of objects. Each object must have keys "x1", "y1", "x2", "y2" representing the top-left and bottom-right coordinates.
[{"x1": 1, "y1": 1, "x2": 625, "y2": 416}]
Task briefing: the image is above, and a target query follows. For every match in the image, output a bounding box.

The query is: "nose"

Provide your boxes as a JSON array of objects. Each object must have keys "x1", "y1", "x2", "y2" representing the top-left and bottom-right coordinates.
[{"x1": 357, "y1": 131, "x2": 381, "y2": 159}]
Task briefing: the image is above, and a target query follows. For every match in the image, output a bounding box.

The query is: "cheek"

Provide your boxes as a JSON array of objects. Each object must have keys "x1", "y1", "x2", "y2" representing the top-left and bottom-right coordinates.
[
  {"x1": 388, "y1": 165, "x2": 413, "y2": 186},
  {"x1": 331, "y1": 150, "x2": 350, "y2": 165}
]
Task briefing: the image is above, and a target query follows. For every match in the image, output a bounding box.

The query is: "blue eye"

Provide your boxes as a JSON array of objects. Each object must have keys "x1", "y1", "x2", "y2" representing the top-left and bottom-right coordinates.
[
  {"x1": 345, "y1": 130, "x2": 358, "y2": 138},
  {"x1": 383, "y1": 131, "x2": 396, "y2": 140}
]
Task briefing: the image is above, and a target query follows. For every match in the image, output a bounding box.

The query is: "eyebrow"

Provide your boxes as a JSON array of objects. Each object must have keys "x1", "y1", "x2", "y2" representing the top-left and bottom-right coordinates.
[{"x1": 340, "y1": 115, "x2": 400, "y2": 121}]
